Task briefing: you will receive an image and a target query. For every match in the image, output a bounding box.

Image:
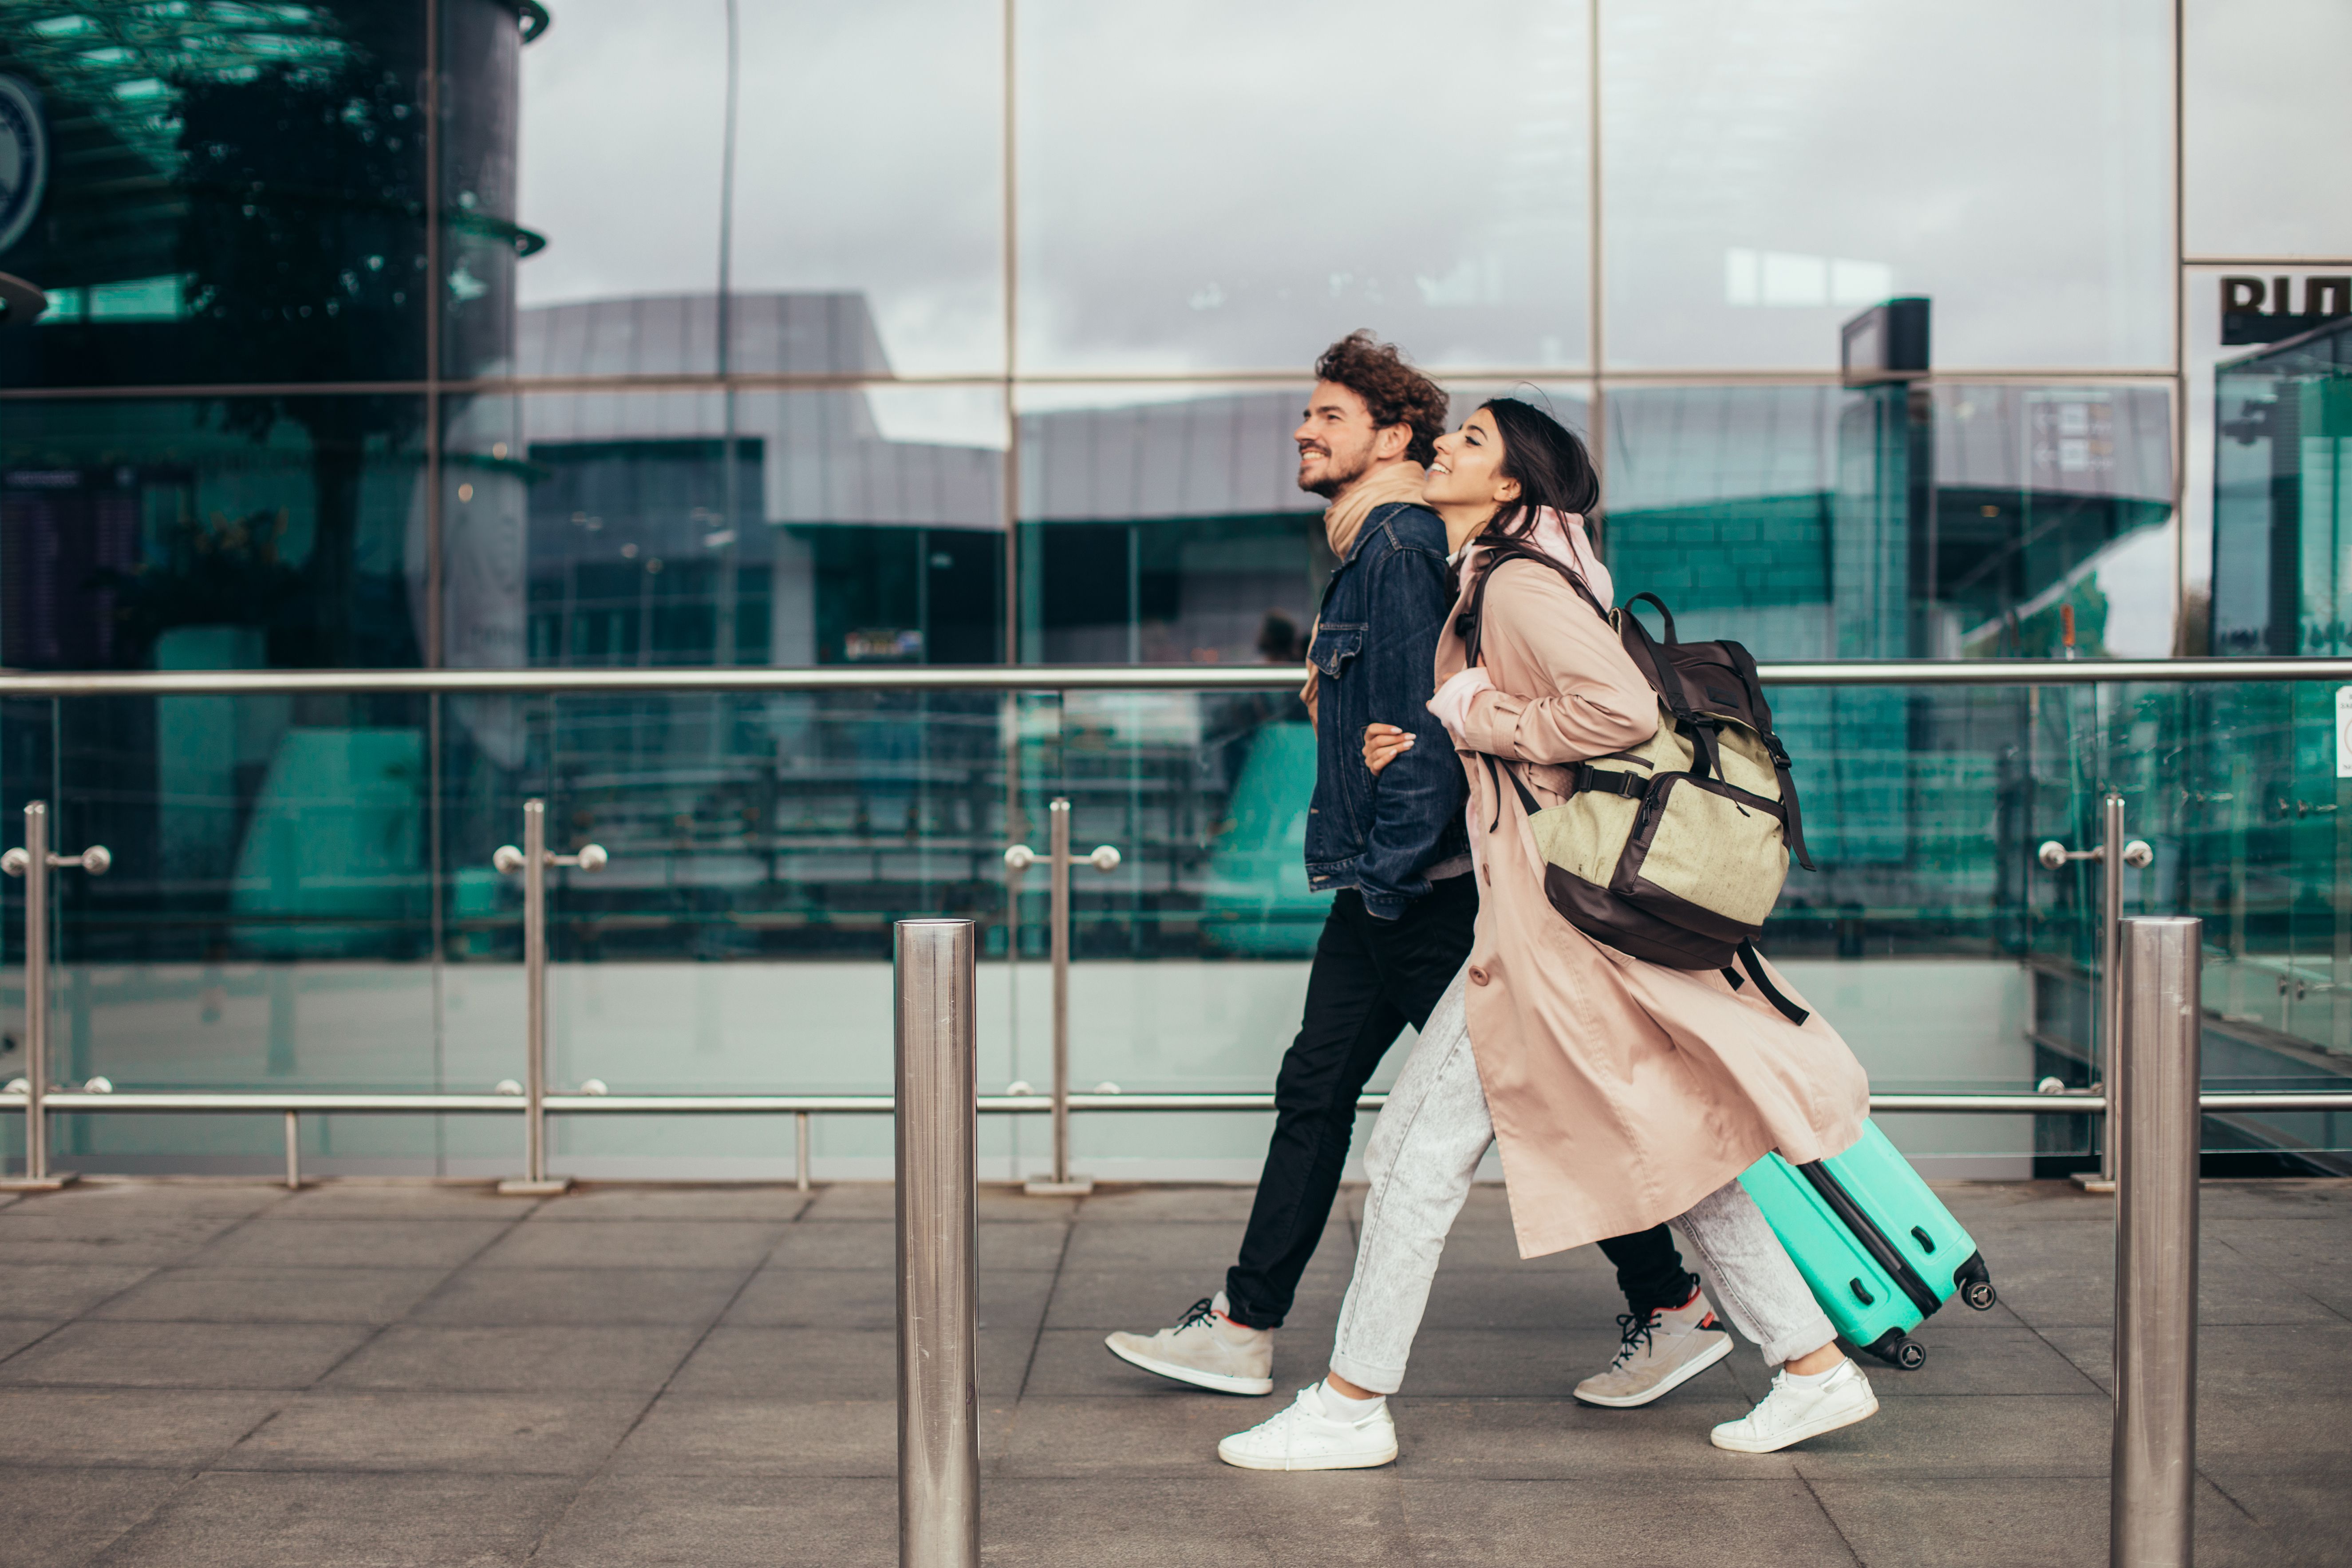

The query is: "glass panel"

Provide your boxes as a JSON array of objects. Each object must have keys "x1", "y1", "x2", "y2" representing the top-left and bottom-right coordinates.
[
  {"x1": 2212, "y1": 317, "x2": 2352, "y2": 656},
  {"x1": 2184, "y1": 0, "x2": 2352, "y2": 259},
  {"x1": 0, "y1": 395, "x2": 427, "y2": 670},
  {"x1": 10, "y1": 678, "x2": 2351, "y2": 1180},
  {"x1": 1016, "y1": 0, "x2": 1590, "y2": 374},
  {"x1": 1019, "y1": 381, "x2": 1591, "y2": 665},
  {"x1": 730, "y1": 0, "x2": 1004, "y2": 376},
  {"x1": 1602, "y1": 0, "x2": 2171, "y2": 370},
  {"x1": 510, "y1": 0, "x2": 725, "y2": 360},
  {"x1": 1601, "y1": 382, "x2": 2176, "y2": 660},
  {"x1": 443, "y1": 387, "x2": 1006, "y2": 670},
  {"x1": 0, "y1": 2, "x2": 428, "y2": 387}
]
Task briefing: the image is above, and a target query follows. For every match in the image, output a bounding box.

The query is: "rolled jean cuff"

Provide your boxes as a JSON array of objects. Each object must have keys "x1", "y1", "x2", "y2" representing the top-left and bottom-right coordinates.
[
  {"x1": 1751, "y1": 1312, "x2": 1837, "y2": 1368},
  {"x1": 1326, "y1": 1348, "x2": 1407, "y2": 1397}
]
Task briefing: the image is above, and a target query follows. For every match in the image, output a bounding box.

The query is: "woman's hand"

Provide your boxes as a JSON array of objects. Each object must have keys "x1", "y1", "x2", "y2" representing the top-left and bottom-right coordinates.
[{"x1": 1362, "y1": 723, "x2": 1415, "y2": 776}]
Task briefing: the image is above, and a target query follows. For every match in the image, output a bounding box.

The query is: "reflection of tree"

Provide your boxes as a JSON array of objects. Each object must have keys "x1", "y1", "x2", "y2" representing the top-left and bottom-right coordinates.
[
  {"x1": 98, "y1": 508, "x2": 307, "y2": 666},
  {"x1": 175, "y1": 56, "x2": 424, "y2": 667}
]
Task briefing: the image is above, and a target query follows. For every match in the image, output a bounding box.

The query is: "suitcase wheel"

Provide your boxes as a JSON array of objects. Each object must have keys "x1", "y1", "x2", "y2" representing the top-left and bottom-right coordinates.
[
  {"x1": 1953, "y1": 1252, "x2": 1997, "y2": 1311},
  {"x1": 1893, "y1": 1338, "x2": 1927, "y2": 1370}
]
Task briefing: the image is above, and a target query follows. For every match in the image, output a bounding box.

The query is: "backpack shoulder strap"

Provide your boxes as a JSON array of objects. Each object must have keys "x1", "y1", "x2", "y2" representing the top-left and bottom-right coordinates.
[{"x1": 1721, "y1": 640, "x2": 1813, "y2": 872}]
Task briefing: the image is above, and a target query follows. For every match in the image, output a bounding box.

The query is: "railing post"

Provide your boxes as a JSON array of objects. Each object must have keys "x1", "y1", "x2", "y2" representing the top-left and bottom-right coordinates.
[
  {"x1": 2099, "y1": 792, "x2": 2127, "y2": 1185},
  {"x1": 493, "y1": 800, "x2": 604, "y2": 1196},
  {"x1": 2, "y1": 802, "x2": 108, "y2": 1191},
  {"x1": 2112, "y1": 915, "x2": 2201, "y2": 1568},
  {"x1": 895, "y1": 918, "x2": 979, "y2": 1568},
  {"x1": 1006, "y1": 797, "x2": 1115, "y2": 1197}
]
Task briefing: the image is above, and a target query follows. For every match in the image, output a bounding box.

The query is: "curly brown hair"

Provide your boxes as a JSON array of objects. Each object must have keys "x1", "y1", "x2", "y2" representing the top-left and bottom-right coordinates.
[{"x1": 1312, "y1": 330, "x2": 1448, "y2": 467}]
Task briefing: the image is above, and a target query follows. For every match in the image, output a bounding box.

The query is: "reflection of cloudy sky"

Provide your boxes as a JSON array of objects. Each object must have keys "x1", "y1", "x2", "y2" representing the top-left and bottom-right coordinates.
[{"x1": 518, "y1": 0, "x2": 2202, "y2": 379}]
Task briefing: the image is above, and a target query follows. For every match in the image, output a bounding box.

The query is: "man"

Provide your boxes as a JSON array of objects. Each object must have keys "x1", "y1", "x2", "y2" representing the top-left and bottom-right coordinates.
[{"x1": 1106, "y1": 332, "x2": 1722, "y2": 1410}]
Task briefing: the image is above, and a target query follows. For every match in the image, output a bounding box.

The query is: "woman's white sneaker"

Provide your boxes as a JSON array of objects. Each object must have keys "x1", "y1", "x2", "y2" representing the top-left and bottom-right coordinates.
[
  {"x1": 1709, "y1": 1358, "x2": 1878, "y2": 1453},
  {"x1": 1217, "y1": 1384, "x2": 1398, "y2": 1471}
]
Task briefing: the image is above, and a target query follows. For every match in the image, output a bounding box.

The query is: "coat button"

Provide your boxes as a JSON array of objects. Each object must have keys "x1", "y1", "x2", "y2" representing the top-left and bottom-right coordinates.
[{"x1": 1468, "y1": 966, "x2": 1490, "y2": 985}]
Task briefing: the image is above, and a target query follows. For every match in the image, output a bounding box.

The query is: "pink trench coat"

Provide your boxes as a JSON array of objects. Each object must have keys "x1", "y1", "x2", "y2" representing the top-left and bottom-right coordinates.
[{"x1": 1437, "y1": 551, "x2": 1871, "y2": 1260}]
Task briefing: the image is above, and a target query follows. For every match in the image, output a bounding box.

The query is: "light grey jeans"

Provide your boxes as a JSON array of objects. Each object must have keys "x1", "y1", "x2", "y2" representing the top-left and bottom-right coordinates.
[{"x1": 1328, "y1": 966, "x2": 1838, "y2": 1395}]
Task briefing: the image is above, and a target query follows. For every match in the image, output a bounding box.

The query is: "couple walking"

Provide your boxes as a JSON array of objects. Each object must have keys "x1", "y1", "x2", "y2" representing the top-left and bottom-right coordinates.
[{"x1": 1104, "y1": 332, "x2": 1882, "y2": 1469}]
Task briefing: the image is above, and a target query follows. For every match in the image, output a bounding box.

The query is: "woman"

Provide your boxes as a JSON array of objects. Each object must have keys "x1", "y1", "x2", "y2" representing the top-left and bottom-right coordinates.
[{"x1": 1217, "y1": 399, "x2": 1878, "y2": 1471}]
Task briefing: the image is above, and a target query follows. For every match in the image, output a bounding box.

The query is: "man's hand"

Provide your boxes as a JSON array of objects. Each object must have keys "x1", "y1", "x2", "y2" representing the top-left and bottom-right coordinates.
[{"x1": 1362, "y1": 723, "x2": 1415, "y2": 776}]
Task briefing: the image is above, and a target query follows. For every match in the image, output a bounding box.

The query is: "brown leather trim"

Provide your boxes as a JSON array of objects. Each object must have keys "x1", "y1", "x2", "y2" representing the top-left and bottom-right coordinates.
[{"x1": 1543, "y1": 864, "x2": 1738, "y2": 970}]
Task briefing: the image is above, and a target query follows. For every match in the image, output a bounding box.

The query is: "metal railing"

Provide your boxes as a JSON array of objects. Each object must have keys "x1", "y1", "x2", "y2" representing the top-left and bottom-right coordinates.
[{"x1": 3, "y1": 657, "x2": 2350, "y2": 1188}]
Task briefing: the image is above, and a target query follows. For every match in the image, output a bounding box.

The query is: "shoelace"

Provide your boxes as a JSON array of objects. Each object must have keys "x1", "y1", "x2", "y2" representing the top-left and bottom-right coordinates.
[
  {"x1": 1173, "y1": 1296, "x2": 1222, "y2": 1333},
  {"x1": 1609, "y1": 1308, "x2": 1664, "y2": 1368}
]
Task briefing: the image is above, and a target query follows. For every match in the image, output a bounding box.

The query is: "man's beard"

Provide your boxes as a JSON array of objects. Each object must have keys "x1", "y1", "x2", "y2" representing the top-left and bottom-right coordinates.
[{"x1": 1298, "y1": 442, "x2": 1373, "y2": 499}]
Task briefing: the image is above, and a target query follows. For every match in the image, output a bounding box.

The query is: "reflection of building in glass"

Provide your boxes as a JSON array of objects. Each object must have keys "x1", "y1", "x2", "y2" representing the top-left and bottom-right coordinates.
[{"x1": 2213, "y1": 316, "x2": 2352, "y2": 656}]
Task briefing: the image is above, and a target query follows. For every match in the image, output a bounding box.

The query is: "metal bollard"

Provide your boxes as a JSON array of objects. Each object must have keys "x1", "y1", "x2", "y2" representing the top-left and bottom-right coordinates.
[
  {"x1": 895, "y1": 918, "x2": 979, "y2": 1568},
  {"x1": 492, "y1": 800, "x2": 605, "y2": 1195},
  {"x1": 2, "y1": 802, "x2": 110, "y2": 1190},
  {"x1": 2111, "y1": 915, "x2": 2201, "y2": 1568}
]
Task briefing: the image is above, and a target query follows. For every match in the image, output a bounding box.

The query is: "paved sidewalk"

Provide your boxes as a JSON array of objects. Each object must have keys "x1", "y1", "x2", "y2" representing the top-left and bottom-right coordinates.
[{"x1": 0, "y1": 1177, "x2": 2344, "y2": 1566}]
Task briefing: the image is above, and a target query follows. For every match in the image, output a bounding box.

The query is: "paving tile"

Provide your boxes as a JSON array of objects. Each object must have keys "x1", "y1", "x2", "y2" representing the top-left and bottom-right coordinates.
[
  {"x1": 410, "y1": 1267, "x2": 750, "y2": 1327},
  {"x1": 2204, "y1": 1470, "x2": 2352, "y2": 1566},
  {"x1": 527, "y1": 1185, "x2": 815, "y2": 1221},
  {"x1": 222, "y1": 1391, "x2": 645, "y2": 1474},
  {"x1": 1419, "y1": 1264, "x2": 1641, "y2": 1331},
  {"x1": 2037, "y1": 1321, "x2": 2352, "y2": 1470},
  {"x1": 1779, "y1": 1394, "x2": 2117, "y2": 1480},
  {"x1": 1042, "y1": 1267, "x2": 1344, "y2": 1331},
  {"x1": 1342, "y1": 1327, "x2": 1663, "y2": 1399},
  {"x1": 32, "y1": 1185, "x2": 288, "y2": 1219},
  {"x1": 0, "y1": 1390, "x2": 281, "y2": 1467},
  {"x1": 473, "y1": 1219, "x2": 783, "y2": 1271},
  {"x1": 324, "y1": 1325, "x2": 702, "y2": 1394},
  {"x1": 532, "y1": 1473, "x2": 895, "y2": 1568},
  {"x1": 86, "y1": 1470, "x2": 575, "y2": 1567},
  {"x1": 611, "y1": 1396, "x2": 1017, "y2": 1476},
  {"x1": 669, "y1": 1325, "x2": 1032, "y2": 1400},
  {"x1": 272, "y1": 1184, "x2": 541, "y2": 1219},
  {"x1": 89, "y1": 1267, "x2": 448, "y2": 1325},
  {"x1": 1077, "y1": 1185, "x2": 1263, "y2": 1221},
  {"x1": 983, "y1": 1475, "x2": 1321, "y2": 1567},
  {"x1": 0, "y1": 1260, "x2": 158, "y2": 1316},
  {"x1": 0, "y1": 1322, "x2": 371, "y2": 1390},
  {"x1": 795, "y1": 1182, "x2": 1081, "y2": 1223},
  {"x1": 723, "y1": 1268, "x2": 1052, "y2": 1332},
  {"x1": 1831, "y1": 1324, "x2": 2105, "y2": 1398},
  {"x1": 1392, "y1": 1476, "x2": 1851, "y2": 1567},
  {"x1": 1025, "y1": 1326, "x2": 1358, "y2": 1399},
  {"x1": 1811, "y1": 1474, "x2": 2281, "y2": 1568},
  {"x1": 1061, "y1": 1220, "x2": 1314, "y2": 1273},
  {"x1": 764, "y1": 1220, "x2": 1066, "y2": 1272},
  {"x1": 192, "y1": 1220, "x2": 512, "y2": 1270},
  {"x1": 0, "y1": 1320, "x2": 60, "y2": 1359},
  {"x1": 0, "y1": 1466, "x2": 191, "y2": 1568},
  {"x1": 0, "y1": 1211, "x2": 254, "y2": 1267}
]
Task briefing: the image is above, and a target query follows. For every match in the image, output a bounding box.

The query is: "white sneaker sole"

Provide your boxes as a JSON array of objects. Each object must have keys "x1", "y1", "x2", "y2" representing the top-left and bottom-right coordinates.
[
  {"x1": 1573, "y1": 1331, "x2": 1734, "y2": 1408},
  {"x1": 1216, "y1": 1436, "x2": 1398, "y2": 1471},
  {"x1": 1709, "y1": 1386, "x2": 1881, "y2": 1453},
  {"x1": 1104, "y1": 1335, "x2": 1275, "y2": 1396}
]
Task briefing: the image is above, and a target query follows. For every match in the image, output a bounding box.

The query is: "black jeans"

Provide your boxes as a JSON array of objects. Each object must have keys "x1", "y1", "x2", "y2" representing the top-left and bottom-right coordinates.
[{"x1": 1223, "y1": 877, "x2": 1691, "y2": 1328}]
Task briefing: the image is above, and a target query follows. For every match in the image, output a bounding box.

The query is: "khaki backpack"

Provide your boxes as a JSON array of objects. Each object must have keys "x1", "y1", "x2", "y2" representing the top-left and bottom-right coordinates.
[{"x1": 1459, "y1": 545, "x2": 1815, "y2": 1021}]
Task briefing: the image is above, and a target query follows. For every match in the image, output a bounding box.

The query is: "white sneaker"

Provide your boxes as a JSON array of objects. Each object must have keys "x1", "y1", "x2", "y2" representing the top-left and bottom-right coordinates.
[
  {"x1": 1217, "y1": 1384, "x2": 1398, "y2": 1471},
  {"x1": 1709, "y1": 1358, "x2": 1879, "y2": 1453},
  {"x1": 1574, "y1": 1285, "x2": 1735, "y2": 1408},
  {"x1": 1105, "y1": 1292, "x2": 1275, "y2": 1396}
]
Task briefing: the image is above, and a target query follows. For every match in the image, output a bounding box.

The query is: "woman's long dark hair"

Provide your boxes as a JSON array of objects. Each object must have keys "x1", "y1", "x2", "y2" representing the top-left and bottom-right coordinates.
[{"x1": 1475, "y1": 397, "x2": 1600, "y2": 544}]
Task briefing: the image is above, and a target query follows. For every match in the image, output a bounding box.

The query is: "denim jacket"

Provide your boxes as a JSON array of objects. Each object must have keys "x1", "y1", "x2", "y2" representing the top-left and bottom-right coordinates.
[{"x1": 1303, "y1": 501, "x2": 1471, "y2": 919}]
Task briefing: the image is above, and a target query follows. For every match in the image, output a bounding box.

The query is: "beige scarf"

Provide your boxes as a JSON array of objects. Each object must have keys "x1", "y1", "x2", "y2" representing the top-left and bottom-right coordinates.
[{"x1": 1300, "y1": 461, "x2": 1431, "y2": 724}]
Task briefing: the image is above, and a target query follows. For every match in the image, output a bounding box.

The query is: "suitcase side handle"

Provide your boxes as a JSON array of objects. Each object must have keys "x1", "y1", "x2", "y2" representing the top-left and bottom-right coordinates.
[{"x1": 1796, "y1": 1160, "x2": 1945, "y2": 1319}]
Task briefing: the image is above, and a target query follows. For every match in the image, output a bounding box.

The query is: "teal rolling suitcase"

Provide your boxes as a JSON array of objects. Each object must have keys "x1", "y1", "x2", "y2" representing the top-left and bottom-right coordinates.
[{"x1": 1736, "y1": 1120, "x2": 1998, "y2": 1369}]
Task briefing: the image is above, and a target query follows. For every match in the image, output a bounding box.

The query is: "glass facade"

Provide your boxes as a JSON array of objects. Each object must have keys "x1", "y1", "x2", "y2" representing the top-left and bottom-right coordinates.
[{"x1": 0, "y1": 0, "x2": 2342, "y2": 1180}]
